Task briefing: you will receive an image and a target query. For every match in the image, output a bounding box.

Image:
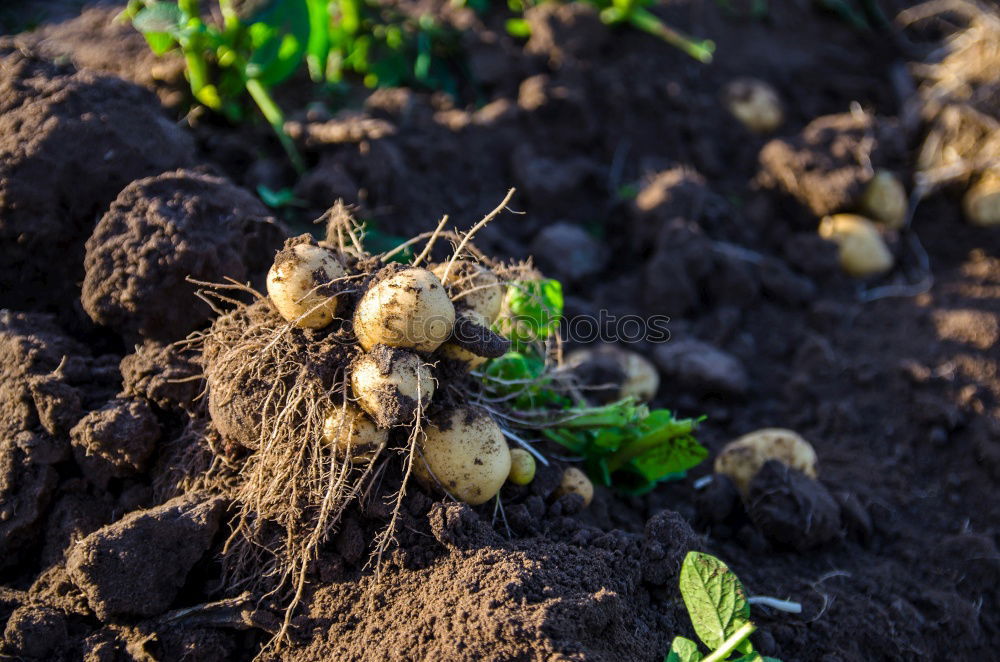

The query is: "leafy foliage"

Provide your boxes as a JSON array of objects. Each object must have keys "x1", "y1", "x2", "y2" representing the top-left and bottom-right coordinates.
[
  {"x1": 481, "y1": 276, "x2": 706, "y2": 493},
  {"x1": 667, "y1": 552, "x2": 784, "y2": 662}
]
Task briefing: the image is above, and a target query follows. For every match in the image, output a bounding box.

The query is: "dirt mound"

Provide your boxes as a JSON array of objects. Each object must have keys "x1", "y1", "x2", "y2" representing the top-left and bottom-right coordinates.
[
  {"x1": 0, "y1": 45, "x2": 194, "y2": 318},
  {"x1": 0, "y1": 311, "x2": 119, "y2": 569},
  {"x1": 282, "y1": 503, "x2": 700, "y2": 662},
  {"x1": 82, "y1": 170, "x2": 285, "y2": 343},
  {"x1": 16, "y1": 5, "x2": 186, "y2": 107}
]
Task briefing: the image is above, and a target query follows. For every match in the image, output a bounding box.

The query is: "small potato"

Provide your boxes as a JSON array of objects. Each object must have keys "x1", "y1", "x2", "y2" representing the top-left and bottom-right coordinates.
[
  {"x1": 351, "y1": 346, "x2": 435, "y2": 428},
  {"x1": 723, "y1": 78, "x2": 784, "y2": 133},
  {"x1": 963, "y1": 170, "x2": 1000, "y2": 227},
  {"x1": 818, "y1": 214, "x2": 894, "y2": 278},
  {"x1": 714, "y1": 428, "x2": 818, "y2": 495},
  {"x1": 859, "y1": 170, "x2": 907, "y2": 229},
  {"x1": 554, "y1": 466, "x2": 593, "y2": 507},
  {"x1": 413, "y1": 406, "x2": 511, "y2": 505},
  {"x1": 431, "y1": 260, "x2": 504, "y2": 323},
  {"x1": 322, "y1": 404, "x2": 387, "y2": 463},
  {"x1": 266, "y1": 241, "x2": 346, "y2": 328},
  {"x1": 354, "y1": 266, "x2": 456, "y2": 353},
  {"x1": 565, "y1": 345, "x2": 660, "y2": 403},
  {"x1": 507, "y1": 448, "x2": 537, "y2": 486}
]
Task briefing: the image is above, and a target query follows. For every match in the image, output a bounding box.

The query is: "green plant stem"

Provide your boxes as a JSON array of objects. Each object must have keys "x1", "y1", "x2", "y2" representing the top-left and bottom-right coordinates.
[
  {"x1": 605, "y1": 419, "x2": 696, "y2": 473},
  {"x1": 702, "y1": 621, "x2": 757, "y2": 662},
  {"x1": 627, "y1": 7, "x2": 715, "y2": 63},
  {"x1": 556, "y1": 401, "x2": 644, "y2": 429},
  {"x1": 245, "y1": 78, "x2": 305, "y2": 173}
]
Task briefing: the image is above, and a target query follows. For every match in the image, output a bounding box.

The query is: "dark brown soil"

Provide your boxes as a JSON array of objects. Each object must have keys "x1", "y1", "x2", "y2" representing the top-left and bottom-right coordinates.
[{"x1": 2, "y1": 2, "x2": 1000, "y2": 662}]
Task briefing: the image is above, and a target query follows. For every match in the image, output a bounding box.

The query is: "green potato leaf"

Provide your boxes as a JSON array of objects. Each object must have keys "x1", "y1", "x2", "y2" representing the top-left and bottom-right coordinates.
[
  {"x1": 665, "y1": 636, "x2": 703, "y2": 662},
  {"x1": 132, "y1": 2, "x2": 182, "y2": 35},
  {"x1": 679, "y1": 552, "x2": 751, "y2": 651},
  {"x1": 245, "y1": 0, "x2": 311, "y2": 84}
]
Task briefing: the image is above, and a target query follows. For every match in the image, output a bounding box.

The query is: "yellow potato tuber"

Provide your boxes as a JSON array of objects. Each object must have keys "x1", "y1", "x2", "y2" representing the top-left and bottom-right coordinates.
[
  {"x1": 714, "y1": 428, "x2": 818, "y2": 495},
  {"x1": 413, "y1": 406, "x2": 511, "y2": 505},
  {"x1": 859, "y1": 170, "x2": 907, "y2": 229},
  {"x1": 818, "y1": 214, "x2": 894, "y2": 278},
  {"x1": 266, "y1": 241, "x2": 346, "y2": 329},
  {"x1": 507, "y1": 448, "x2": 537, "y2": 486},
  {"x1": 555, "y1": 466, "x2": 594, "y2": 507},
  {"x1": 351, "y1": 345, "x2": 435, "y2": 428},
  {"x1": 723, "y1": 78, "x2": 784, "y2": 133},
  {"x1": 963, "y1": 170, "x2": 1000, "y2": 227},
  {"x1": 431, "y1": 260, "x2": 504, "y2": 323},
  {"x1": 354, "y1": 266, "x2": 456, "y2": 353},
  {"x1": 322, "y1": 404, "x2": 388, "y2": 463}
]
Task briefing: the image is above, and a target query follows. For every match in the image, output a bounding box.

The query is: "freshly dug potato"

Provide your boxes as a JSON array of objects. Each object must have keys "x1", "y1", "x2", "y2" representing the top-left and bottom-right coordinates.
[
  {"x1": 555, "y1": 467, "x2": 593, "y2": 507},
  {"x1": 351, "y1": 345, "x2": 435, "y2": 428},
  {"x1": 859, "y1": 170, "x2": 907, "y2": 229},
  {"x1": 437, "y1": 309, "x2": 512, "y2": 372},
  {"x1": 413, "y1": 406, "x2": 511, "y2": 505},
  {"x1": 507, "y1": 448, "x2": 537, "y2": 486},
  {"x1": 722, "y1": 78, "x2": 784, "y2": 133},
  {"x1": 714, "y1": 428, "x2": 818, "y2": 495},
  {"x1": 266, "y1": 240, "x2": 347, "y2": 328},
  {"x1": 430, "y1": 260, "x2": 504, "y2": 323},
  {"x1": 818, "y1": 214, "x2": 894, "y2": 278},
  {"x1": 565, "y1": 345, "x2": 660, "y2": 403},
  {"x1": 963, "y1": 170, "x2": 1000, "y2": 227},
  {"x1": 354, "y1": 266, "x2": 456, "y2": 352},
  {"x1": 322, "y1": 404, "x2": 388, "y2": 463}
]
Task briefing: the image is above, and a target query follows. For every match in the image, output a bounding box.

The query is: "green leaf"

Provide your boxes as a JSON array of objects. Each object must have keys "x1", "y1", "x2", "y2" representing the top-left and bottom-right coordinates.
[
  {"x1": 143, "y1": 31, "x2": 177, "y2": 55},
  {"x1": 132, "y1": 2, "x2": 182, "y2": 34},
  {"x1": 495, "y1": 279, "x2": 563, "y2": 347},
  {"x1": 505, "y1": 18, "x2": 531, "y2": 38},
  {"x1": 245, "y1": 0, "x2": 311, "y2": 85},
  {"x1": 631, "y1": 429, "x2": 707, "y2": 483},
  {"x1": 665, "y1": 636, "x2": 703, "y2": 662},
  {"x1": 732, "y1": 655, "x2": 784, "y2": 662},
  {"x1": 305, "y1": 0, "x2": 331, "y2": 80},
  {"x1": 256, "y1": 185, "x2": 304, "y2": 209},
  {"x1": 679, "y1": 552, "x2": 751, "y2": 651}
]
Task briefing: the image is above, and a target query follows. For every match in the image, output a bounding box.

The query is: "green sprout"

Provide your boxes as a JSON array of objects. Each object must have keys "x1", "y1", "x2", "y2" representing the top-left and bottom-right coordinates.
[
  {"x1": 124, "y1": 0, "x2": 312, "y2": 171},
  {"x1": 668, "y1": 552, "x2": 785, "y2": 662}
]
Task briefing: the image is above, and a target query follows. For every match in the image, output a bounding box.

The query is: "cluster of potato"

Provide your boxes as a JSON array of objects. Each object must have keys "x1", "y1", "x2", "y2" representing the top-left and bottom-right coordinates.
[{"x1": 266, "y1": 239, "x2": 524, "y2": 505}]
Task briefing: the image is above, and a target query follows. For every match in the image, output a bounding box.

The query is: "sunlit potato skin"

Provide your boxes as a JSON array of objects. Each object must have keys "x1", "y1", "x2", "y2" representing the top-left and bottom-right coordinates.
[
  {"x1": 859, "y1": 170, "x2": 908, "y2": 229},
  {"x1": 714, "y1": 428, "x2": 818, "y2": 495},
  {"x1": 322, "y1": 404, "x2": 388, "y2": 463},
  {"x1": 351, "y1": 345, "x2": 435, "y2": 428},
  {"x1": 266, "y1": 242, "x2": 346, "y2": 329},
  {"x1": 565, "y1": 346, "x2": 660, "y2": 403},
  {"x1": 554, "y1": 467, "x2": 594, "y2": 507},
  {"x1": 818, "y1": 214, "x2": 894, "y2": 278},
  {"x1": 723, "y1": 78, "x2": 784, "y2": 133},
  {"x1": 413, "y1": 406, "x2": 511, "y2": 505},
  {"x1": 507, "y1": 448, "x2": 537, "y2": 486},
  {"x1": 964, "y1": 170, "x2": 1000, "y2": 227},
  {"x1": 431, "y1": 260, "x2": 504, "y2": 323},
  {"x1": 354, "y1": 266, "x2": 456, "y2": 353}
]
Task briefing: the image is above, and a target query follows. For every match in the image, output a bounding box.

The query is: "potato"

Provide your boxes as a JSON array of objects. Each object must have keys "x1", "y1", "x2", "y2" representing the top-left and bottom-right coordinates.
[
  {"x1": 714, "y1": 428, "x2": 818, "y2": 495},
  {"x1": 507, "y1": 448, "x2": 537, "y2": 486},
  {"x1": 859, "y1": 170, "x2": 907, "y2": 229},
  {"x1": 413, "y1": 406, "x2": 511, "y2": 505},
  {"x1": 354, "y1": 266, "x2": 456, "y2": 353},
  {"x1": 431, "y1": 260, "x2": 504, "y2": 323},
  {"x1": 351, "y1": 345, "x2": 435, "y2": 428},
  {"x1": 818, "y1": 214, "x2": 894, "y2": 278},
  {"x1": 436, "y1": 309, "x2": 495, "y2": 371},
  {"x1": 554, "y1": 466, "x2": 593, "y2": 507},
  {"x1": 565, "y1": 345, "x2": 660, "y2": 403},
  {"x1": 266, "y1": 241, "x2": 346, "y2": 329},
  {"x1": 722, "y1": 78, "x2": 784, "y2": 133},
  {"x1": 322, "y1": 404, "x2": 388, "y2": 463},
  {"x1": 963, "y1": 170, "x2": 1000, "y2": 227}
]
